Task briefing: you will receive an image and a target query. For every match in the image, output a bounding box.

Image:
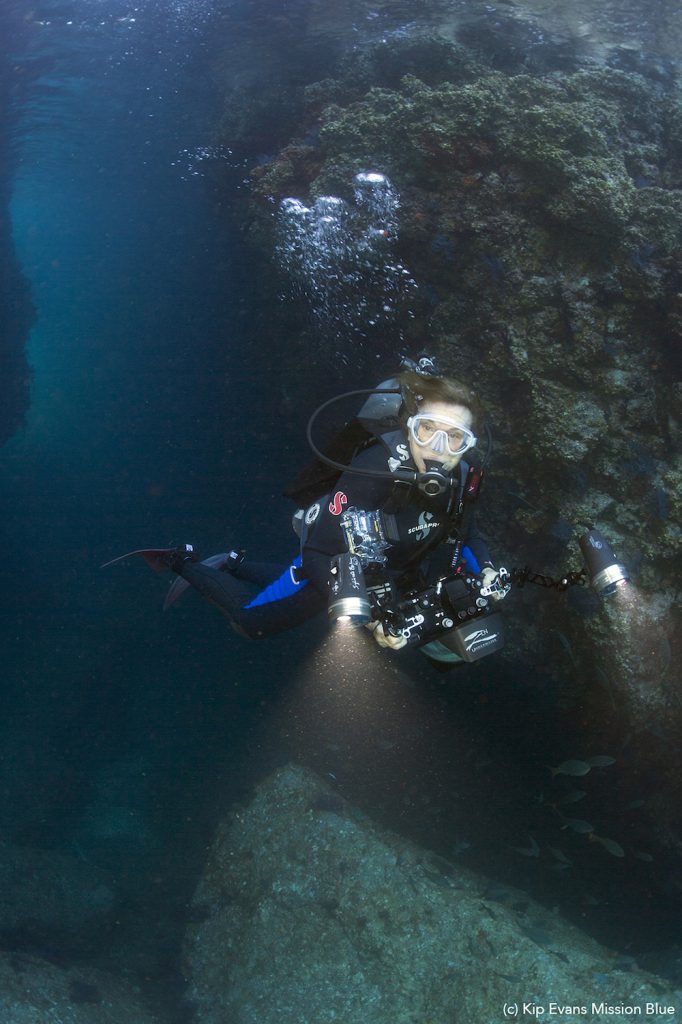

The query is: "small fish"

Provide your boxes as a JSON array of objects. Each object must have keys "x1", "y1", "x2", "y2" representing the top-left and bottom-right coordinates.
[
  {"x1": 627, "y1": 799, "x2": 646, "y2": 810},
  {"x1": 494, "y1": 971, "x2": 524, "y2": 984},
  {"x1": 510, "y1": 834, "x2": 540, "y2": 857},
  {"x1": 504, "y1": 489, "x2": 535, "y2": 510},
  {"x1": 633, "y1": 850, "x2": 654, "y2": 862},
  {"x1": 561, "y1": 818, "x2": 595, "y2": 834},
  {"x1": 587, "y1": 755, "x2": 616, "y2": 768},
  {"x1": 479, "y1": 902, "x2": 499, "y2": 921},
  {"x1": 452, "y1": 841, "x2": 471, "y2": 856},
  {"x1": 612, "y1": 954, "x2": 637, "y2": 971},
  {"x1": 481, "y1": 882, "x2": 517, "y2": 903},
  {"x1": 582, "y1": 893, "x2": 602, "y2": 907},
  {"x1": 520, "y1": 923, "x2": 554, "y2": 948},
  {"x1": 590, "y1": 834, "x2": 624, "y2": 857},
  {"x1": 422, "y1": 866, "x2": 454, "y2": 890},
  {"x1": 550, "y1": 629, "x2": 577, "y2": 666},
  {"x1": 558, "y1": 790, "x2": 587, "y2": 805},
  {"x1": 549, "y1": 846, "x2": 572, "y2": 866},
  {"x1": 428, "y1": 853, "x2": 455, "y2": 876},
  {"x1": 549, "y1": 759, "x2": 591, "y2": 778}
]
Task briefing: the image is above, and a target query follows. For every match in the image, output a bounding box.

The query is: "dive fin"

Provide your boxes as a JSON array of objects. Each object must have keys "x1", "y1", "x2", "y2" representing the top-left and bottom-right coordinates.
[
  {"x1": 100, "y1": 548, "x2": 180, "y2": 573},
  {"x1": 163, "y1": 553, "x2": 231, "y2": 610}
]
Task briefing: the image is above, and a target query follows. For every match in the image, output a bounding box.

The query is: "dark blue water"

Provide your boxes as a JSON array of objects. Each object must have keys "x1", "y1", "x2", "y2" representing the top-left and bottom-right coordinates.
[{"x1": 0, "y1": 0, "x2": 295, "y2": 909}]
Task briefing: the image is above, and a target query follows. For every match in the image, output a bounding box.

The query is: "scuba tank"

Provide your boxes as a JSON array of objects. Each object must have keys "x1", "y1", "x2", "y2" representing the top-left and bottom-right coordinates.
[{"x1": 284, "y1": 356, "x2": 447, "y2": 511}]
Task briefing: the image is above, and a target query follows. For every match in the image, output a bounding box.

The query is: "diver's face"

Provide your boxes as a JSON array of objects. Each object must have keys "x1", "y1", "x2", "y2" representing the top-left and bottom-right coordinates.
[{"x1": 407, "y1": 401, "x2": 474, "y2": 473}]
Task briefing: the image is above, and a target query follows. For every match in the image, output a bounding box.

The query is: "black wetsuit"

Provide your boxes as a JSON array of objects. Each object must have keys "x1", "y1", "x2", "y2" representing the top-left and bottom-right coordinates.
[{"x1": 175, "y1": 430, "x2": 492, "y2": 639}]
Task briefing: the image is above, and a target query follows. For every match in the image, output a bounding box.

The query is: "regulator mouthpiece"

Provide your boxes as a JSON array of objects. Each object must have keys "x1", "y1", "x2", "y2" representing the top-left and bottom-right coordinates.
[
  {"x1": 578, "y1": 529, "x2": 629, "y2": 597},
  {"x1": 328, "y1": 552, "x2": 371, "y2": 625}
]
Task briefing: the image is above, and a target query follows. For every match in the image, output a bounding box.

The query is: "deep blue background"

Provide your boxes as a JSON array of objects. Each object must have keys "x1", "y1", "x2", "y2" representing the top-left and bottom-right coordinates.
[{"x1": 0, "y1": 0, "x2": 306, "y2": 857}]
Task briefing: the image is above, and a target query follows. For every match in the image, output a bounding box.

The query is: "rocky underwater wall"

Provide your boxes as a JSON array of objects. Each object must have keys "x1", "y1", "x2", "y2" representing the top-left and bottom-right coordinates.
[{"x1": 207, "y1": 1, "x2": 682, "y2": 867}]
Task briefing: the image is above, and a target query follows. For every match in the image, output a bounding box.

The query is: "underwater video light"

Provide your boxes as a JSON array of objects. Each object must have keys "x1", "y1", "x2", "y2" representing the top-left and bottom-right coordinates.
[
  {"x1": 328, "y1": 552, "x2": 371, "y2": 625},
  {"x1": 578, "y1": 529, "x2": 630, "y2": 597}
]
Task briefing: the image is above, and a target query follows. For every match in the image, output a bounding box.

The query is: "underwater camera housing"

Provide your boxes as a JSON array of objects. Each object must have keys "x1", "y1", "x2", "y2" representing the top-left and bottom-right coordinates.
[
  {"x1": 377, "y1": 572, "x2": 506, "y2": 662},
  {"x1": 327, "y1": 504, "x2": 507, "y2": 661},
  {"x1": 328, "y1": 555, "x2": 506, "y2": 662}
]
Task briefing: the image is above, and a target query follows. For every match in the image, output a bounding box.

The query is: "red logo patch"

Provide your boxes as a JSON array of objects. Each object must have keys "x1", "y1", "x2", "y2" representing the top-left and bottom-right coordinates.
[{"x1": 329, "y1": 491, "x2": 348, "y2": 516}]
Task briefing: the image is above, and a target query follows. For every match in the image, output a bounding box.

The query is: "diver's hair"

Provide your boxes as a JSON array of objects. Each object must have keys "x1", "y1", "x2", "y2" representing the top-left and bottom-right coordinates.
[{"x1": 398, "y1": 371, "x2": 485, "y2": 432}]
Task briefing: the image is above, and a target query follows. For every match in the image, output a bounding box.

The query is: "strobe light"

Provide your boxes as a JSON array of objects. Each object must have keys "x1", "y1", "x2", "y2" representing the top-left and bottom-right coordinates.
[
  {"x1": 328, "y1": 552, "x2": 371, "y2": 625},
  {"x1": 578, "y1": 529, "x2": 630, "y2": 597}
]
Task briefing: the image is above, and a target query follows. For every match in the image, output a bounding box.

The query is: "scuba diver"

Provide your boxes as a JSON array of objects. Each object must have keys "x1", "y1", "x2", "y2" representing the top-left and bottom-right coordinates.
[{"x1": 104, "y1": 357, "x2": 511, "y2": 666}]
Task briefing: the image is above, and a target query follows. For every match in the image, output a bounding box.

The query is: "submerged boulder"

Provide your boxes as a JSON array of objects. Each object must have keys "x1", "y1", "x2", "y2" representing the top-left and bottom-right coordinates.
[
  {"x1": 183, "y1": 765, "x2": 681, "y2": 1024},
  {"x1": 0, "y1": 951, "x2": 159, "y2": 1023}
]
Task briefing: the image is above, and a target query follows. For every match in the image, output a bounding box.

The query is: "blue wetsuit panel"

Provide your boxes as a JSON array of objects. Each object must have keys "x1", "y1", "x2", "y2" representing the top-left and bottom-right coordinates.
[
  {"x1": 462, "y1": 545, "x2": 481, "y2": 574},
  {"x1": 243, "y1": 555, "x2": 308, "y2": 609}
]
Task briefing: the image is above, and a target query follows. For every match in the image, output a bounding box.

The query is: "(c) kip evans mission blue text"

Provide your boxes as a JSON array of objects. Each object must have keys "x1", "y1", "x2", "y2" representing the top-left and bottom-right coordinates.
[{"x1": 520, "y1": 1003, "x2": 675, "y2": 1017}]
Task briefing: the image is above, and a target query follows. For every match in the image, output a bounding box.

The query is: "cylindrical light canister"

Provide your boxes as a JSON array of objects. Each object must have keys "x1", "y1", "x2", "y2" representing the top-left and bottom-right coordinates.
[
  {"x1": 328, "y1": 552, "x2": 371, "y2": 624},
  {"x1": 578, "y1": 530, "x2": 629, "y2": 597}
]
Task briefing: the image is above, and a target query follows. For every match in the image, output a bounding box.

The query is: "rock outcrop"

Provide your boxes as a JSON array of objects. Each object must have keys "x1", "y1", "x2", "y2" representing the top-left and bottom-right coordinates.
[
  {"x1": 0, "y1": 952, "x2": 160, "y2": 1023},
  {"x1": 183, "y1": 765, "x2": 681, "y2": 1024}
]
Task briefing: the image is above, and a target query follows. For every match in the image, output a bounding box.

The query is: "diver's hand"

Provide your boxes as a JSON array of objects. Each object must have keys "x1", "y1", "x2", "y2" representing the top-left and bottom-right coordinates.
[
  {"x1": 365, "y1": 620, "x2": 408, "y2": 650},
  {"x1": 480, "y1": 566, "x2": 507, "y2": 602}
]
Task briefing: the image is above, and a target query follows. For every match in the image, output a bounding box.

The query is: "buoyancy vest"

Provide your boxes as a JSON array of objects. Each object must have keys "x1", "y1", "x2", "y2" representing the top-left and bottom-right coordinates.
[
  {"x1": 292, "y1": 425, "x2": 480, "y2": 574},
  {"x1": 283, "y1": 418, "x2": 381, "y2": 508}
]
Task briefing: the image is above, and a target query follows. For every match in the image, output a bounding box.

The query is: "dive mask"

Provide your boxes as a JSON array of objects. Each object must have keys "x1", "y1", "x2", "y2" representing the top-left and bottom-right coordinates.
[{"x1": 407, "y1": 412, "x2": 477, "y2": 457}]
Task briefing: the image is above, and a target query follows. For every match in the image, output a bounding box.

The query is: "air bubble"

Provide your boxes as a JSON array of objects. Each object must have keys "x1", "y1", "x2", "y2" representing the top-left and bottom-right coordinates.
[{"x1": 277, "y1": 171, "x2": 416, "y2": 342}]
